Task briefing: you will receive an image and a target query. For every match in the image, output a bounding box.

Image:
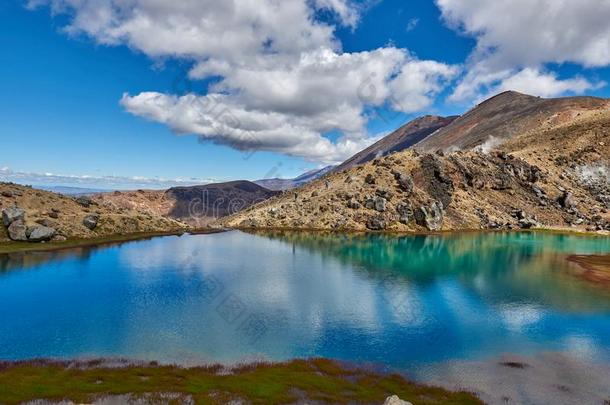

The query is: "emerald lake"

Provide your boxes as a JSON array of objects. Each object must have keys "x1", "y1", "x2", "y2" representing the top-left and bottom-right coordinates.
[{"x1": 1, "y1": 231, "x2": 609, "y2": 373}]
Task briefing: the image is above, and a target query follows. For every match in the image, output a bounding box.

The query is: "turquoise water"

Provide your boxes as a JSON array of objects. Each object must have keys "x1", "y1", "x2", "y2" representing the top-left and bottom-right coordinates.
[{"x1": 1, "y1": 231, "x2": 609, "y2": 372}]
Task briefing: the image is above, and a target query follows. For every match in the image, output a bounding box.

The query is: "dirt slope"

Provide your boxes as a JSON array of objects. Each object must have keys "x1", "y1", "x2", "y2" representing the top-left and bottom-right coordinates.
[{"x1": 219, "y1": 93, "x2": 610, "y2": 234}]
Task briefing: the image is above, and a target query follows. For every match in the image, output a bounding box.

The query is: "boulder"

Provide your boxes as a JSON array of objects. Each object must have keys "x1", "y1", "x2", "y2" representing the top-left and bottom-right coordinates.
[
  {"x1": 27, "y1": 226, "x2": 56, "y2": 242},
  {"x1": 383, "y1": 395, "x2": 413, "y2": 405},
  {"x1": 396, "y1": 201, "x2": 413, "y2": 224},
  {"x1": 518, "y1": 217, "x2": 538, "y2": 229},
  {"x1": 75, "y1": 196, "x2": 93, "y2": 208},
  {"x1": 375, "y1": 187, "x2": 393, "y2": 200},
  {"x1": 346, "y1": 198, "x2": 361, "y2": 209},
  {"x1": 557, "y1": 191, "x2": 576, "y2": 209},
  {"x1": 83, "y1": 214, "x2": 99, "y2": 230},
  {"x1": 2, "y1": 206, "x2": 25, "y2": 226},
  {"x1": 396, "y1": 173, "x2": 414, "y2": 194},
  {"x1": 1, "y1": 190, "x2": 13, "y2": 198},
  {"x1": 374, "y1": 196, "x2": 387, "y2": 212},
  {"x1": 7, "y1": 220, "x2": 28, "y2": 241},
  {"x1": 366, "y1": 216, "x2": 386, "y2": 230},
  {"x1": 414, "y1": 201, "x2": 444, "y2": 231}
]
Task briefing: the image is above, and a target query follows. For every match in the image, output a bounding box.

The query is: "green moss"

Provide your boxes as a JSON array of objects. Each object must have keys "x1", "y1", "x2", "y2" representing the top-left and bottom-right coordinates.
[{"x1": 0, "y1": 359, "x2": 482, "y2": 404}]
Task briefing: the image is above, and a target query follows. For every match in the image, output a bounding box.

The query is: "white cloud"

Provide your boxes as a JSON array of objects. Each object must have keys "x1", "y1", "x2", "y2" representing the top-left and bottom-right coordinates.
[
  {"x1": 29, "y1": 0, "x2": 457, "y2": 163},
  {"x1": 437, "y1": 0, "x2": 610, "y2": 101},
  {"x1": 451, "y1": 67, "x2": 604, "y2": 102},
  {"x1": 0, "y1": 166, "x2": 215, "y2": 190},
  {"x1": 405, "y1": 18, "x2": 419, "y2": 32}
]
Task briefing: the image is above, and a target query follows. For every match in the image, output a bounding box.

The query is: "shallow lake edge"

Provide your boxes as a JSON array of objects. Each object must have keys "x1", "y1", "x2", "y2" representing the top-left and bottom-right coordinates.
[{"x1": 0, "y1": 357, "x2": 482, "y2": 404}]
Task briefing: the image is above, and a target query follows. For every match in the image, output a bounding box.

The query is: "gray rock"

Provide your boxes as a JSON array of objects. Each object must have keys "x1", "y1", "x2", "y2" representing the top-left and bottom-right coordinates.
[
  {"x1": 375, "y1": 187, "x2": 393, "y2": 200},
  {"x1": 383, "y1": 395, "x2": 413, "y2": 405},
  {"x1": 75, "y1": 196, "x2": 93, "y2": 208},
  {"x1": 518, "y1": 217, "x2": 538, "y2": 229},
  {"x1": 396, "y1": 173, "x2": 414, "y2": 194},
  {"x1": 7, "y1": 220, "x2": 28, "y2": 241},
  {"x1": 83, "y1": 214, "x2": 99, "y2": 230},
  {"x1": 52, "y1": 235, "x2": 67, "y2": 242},
  {"x1": 366, "y1": 216, "x2": 386, "y2": 230},
  {"x1": 27, "y1": 226, "x2": 56, "y2": 242},
  {"x1": 396, "y1": 201, "x2": 413, "y2": 224},
  {"x1": 365, "y1": 173, "x2": 376, "y2": 185},
  {"x1": 557, "y1": 191, "x2": 576, "y2": 209},
  {"x1": 48, "y1": 211, "x2": 59, "y2": 219},
  {"x1": 374, "y1": 196, "x2": 387, "y2": 212},
  {"x1": 2, "y1": 206, "x2": 25, "y2": 226},
  {"x1": 415, "y1": 201, "x2": 444, "y2": 231},
  {"x1": 346, "y1": 198, "x2": 360, "y2": 209},
  {"x1": 1, "y1": 190, "x2": 14, "y2": 198}
]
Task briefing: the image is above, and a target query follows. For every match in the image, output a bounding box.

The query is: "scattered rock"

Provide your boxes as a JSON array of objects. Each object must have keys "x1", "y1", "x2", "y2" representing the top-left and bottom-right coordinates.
[
  {"x1": 346, "y1": 198, "x2": 361, "y2": 209},
  {"x1": 52, "y1": 235, "x2": 67, "y2": 242},
  {"x1": 1, "y1": 191, "x2": 14, "y2": 198},
  {"x1": 75, "y1": 196, "x2": 94, "y2": 208},
  {"x1": 83, "y1": 214, "x2": 99, "y2": 230},
  {"x1": 396, "y1": 173, "x2": 414, "y2": 194},
  {"x1": 27, "y1": 226, "x2": 56, "y2": 242},
  {"x1": 7, "y1": 220, "x2": 28, "y2": 241},
  {"x1": 48, "y1": 211, "x2": 59, "y2": 219},
  {"x1": 414, "y1": 201, "x2": 444, "y2": 231},
  {"x1": 557, "y1": 191, "x2": 576, "y2": 209},
  {"x1": 366, "y1": 216, "x2": 386, "y2": 230},
  {"x1": 2, "y1": 206, "x2": 25, "y2": 226},
  {"x1": 375, "y1": 187, "x2": 393, "y2": 200},
  {"x1": 396, "y1": 201, "x2": 413, "y2": 224},
  {"x1": 374, "y1": 196, "x2": 387, "y2": 212},
  {"x1": 365, "y1": 174, "x2": 376, "y2": 185}
]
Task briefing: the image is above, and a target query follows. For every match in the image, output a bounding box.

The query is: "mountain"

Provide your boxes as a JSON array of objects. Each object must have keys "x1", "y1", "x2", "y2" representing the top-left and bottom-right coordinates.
[
  {"x1": 335, "y1": 115, "x2": 457, "y2": 172},
  {"x1": 219, "y1": 91, "x2": 610, "y2": 234},
  {"x1": 165, "y1": 181, "x2": 279, "y2": 224},
  {"x1": 93, "y1": 180, "x2": 279, "y2": 227},
  {"x1": 255, "y1": 165, "x2": 335, "y2": 191},
  {"x1": 34, "y1": 185, "x2": 110, "y2": 196},
  {"x1": 415, "y1": 91, "x2": 608, "y2": 151}
]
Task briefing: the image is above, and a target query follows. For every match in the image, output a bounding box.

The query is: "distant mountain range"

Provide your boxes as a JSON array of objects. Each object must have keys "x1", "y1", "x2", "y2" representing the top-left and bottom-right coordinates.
[
  {"x1": 34, "y1": 185, "x2": 111, "y2": 196},
  {"x1": 254, "y1": 165, "x2": 335, "y2": 191}
]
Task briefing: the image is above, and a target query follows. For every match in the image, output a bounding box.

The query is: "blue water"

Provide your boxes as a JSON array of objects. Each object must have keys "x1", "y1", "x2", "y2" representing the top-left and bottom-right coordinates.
[{"x1": 1, "y1": 231, "x2": 609, "y2": 372}]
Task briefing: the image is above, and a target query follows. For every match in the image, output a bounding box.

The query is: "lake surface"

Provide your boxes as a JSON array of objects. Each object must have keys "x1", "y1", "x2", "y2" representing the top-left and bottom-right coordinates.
[{"x1": 1, "y1": 231, "x2": 610, "y2": 374}]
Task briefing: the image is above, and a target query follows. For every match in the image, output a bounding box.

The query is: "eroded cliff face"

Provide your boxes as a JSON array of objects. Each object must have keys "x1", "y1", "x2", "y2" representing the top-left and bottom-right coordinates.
[{"x1": 219, "y1": 109, "x2": 610, "y2": 234}]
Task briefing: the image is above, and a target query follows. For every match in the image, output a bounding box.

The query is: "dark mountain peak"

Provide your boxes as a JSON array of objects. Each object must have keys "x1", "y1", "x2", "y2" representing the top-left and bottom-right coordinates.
[
  {"x1": 335, "y1": 114, "x2": 457, "y2": 172},
  {"x1": 416, "y1": 91, "x2": 609, "y2": 151}
]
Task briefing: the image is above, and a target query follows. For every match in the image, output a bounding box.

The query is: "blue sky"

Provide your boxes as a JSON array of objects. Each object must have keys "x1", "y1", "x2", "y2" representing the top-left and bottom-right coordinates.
[{"x1": 1, "y1": 0, "x2": 609, "y2": 189}]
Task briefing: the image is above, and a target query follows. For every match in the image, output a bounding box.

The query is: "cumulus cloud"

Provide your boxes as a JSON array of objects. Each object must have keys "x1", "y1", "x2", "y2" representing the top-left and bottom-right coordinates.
[
  {"x1": 451, "y1": 67, "x2": 604, "y2": 102},
  {"x1": 437, "y1": 0, "x2": 609, "y2": 101},
  {"x1": 29, "y1": 0, "x2": 457, "y2": 163}
]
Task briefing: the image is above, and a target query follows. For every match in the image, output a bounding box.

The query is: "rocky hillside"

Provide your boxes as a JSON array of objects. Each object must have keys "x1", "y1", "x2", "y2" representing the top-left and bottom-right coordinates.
[
  {"x1": 93, "y1": 181, "x2": 278, "y2": 227},
  {"x1": 0, "y1": 183, "x2": 187, "y2": 244},
  {"x1": 219, "y1": 93, "x2": 610, "y2": 234},
  {"x1": 335, "y1": 115, "x2": 457, "y2": 172}
]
